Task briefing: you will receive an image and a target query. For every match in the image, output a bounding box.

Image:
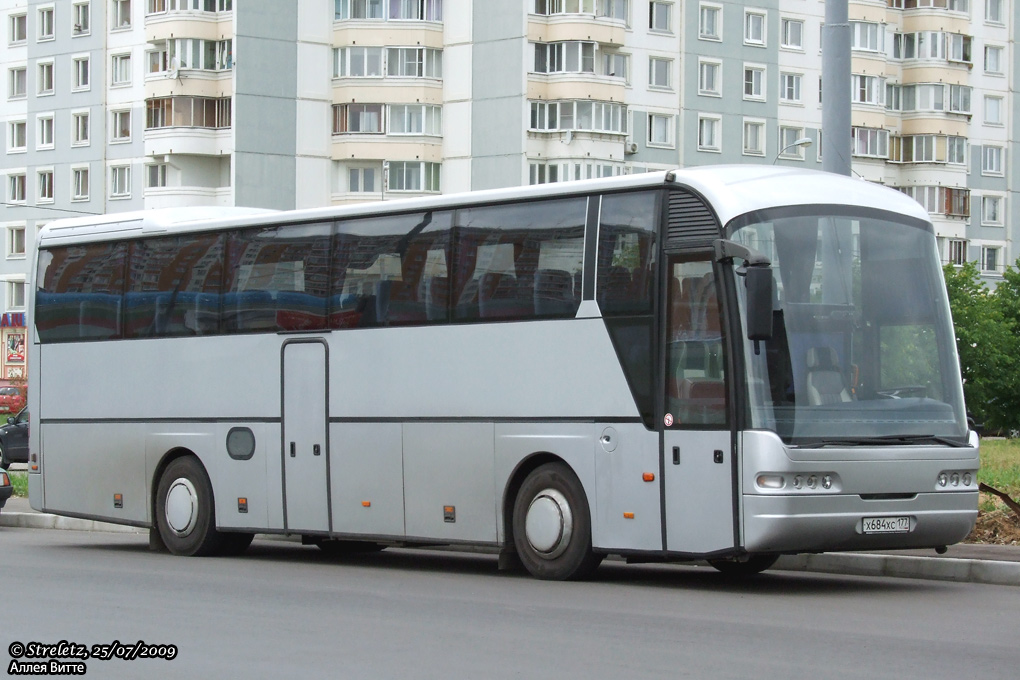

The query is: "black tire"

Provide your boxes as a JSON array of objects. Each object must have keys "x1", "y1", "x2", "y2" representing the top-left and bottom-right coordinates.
[
  {"x1": 512, "y1": 462, "x2": 602, "y2": 581},
  {"x1": 707, "y1": 555, "x2": 779, "y2": 576},
  {"x1": 0, "y1": 442, "x2": 8, "y2": 469},
  {"x1": 155, "y1": 456, "x2": 225, "y2": 556},
  {"x1": 315, "y1": 539, "x2": 385, "y2": 556}
]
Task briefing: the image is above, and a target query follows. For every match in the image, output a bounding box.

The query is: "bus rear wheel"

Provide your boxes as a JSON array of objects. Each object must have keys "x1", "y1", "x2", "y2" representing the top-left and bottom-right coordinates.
[
  {"x1": 512, "y1": 462, "x2": 602, "y2": 581},
  {"x1": 707, "y1": 555, "x2": 779, "y2": 576},
  {"x1": 155, "y1": 456, "x2": 224, "y2": 556}
]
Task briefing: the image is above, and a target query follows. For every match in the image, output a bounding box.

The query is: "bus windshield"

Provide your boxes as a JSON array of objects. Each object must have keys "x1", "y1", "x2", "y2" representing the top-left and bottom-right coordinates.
[{"x1": 730, "y1": 206, "x2": 968, "y2": 444}]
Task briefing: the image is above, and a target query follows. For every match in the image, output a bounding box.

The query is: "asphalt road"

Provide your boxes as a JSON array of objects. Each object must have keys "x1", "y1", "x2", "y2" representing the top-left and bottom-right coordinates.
[{"x1": 2, "y1": 527, "x2": 1018, "y2": 679}]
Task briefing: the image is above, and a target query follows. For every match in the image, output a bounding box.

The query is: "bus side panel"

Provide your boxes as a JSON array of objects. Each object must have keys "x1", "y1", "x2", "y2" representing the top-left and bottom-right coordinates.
[
  {"x1": 494, "y1": 423, "x2": 595, "y2": 546},
  {"x1": 40, "y1": 423, "x2": 147, "y2": 525},
  {"x1": 204, "y1": 423, "x2": 273, "y2": 532},
  {"x1": 592, "y1": 423, "x2": 662, "y2": 552},
  {"x1": 404, "y1": 422, "x2": 495, "y2": 542},
  {"x1": 330, "y1": 422, "x2": 404, "y2": 537}
]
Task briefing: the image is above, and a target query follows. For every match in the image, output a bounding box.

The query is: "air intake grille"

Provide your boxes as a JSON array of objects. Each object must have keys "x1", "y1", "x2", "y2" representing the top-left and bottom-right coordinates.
[{"x1": 665, "y1": 190, "x2": 719, "y2": 250}]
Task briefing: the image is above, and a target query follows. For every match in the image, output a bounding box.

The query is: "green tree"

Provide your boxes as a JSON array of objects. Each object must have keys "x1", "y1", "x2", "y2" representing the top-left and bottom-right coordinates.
[{"x1": 943, "y1": 262, "x2": 1020, "y2": 431}]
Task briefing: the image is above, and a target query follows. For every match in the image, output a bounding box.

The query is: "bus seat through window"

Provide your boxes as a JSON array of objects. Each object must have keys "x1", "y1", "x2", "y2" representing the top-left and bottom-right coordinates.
[{"x1": 805, "y1": 346, "x2": 852, "y2": 405}]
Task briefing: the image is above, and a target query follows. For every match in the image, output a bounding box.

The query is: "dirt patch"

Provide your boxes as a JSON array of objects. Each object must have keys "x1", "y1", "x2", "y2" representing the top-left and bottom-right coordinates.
[{"x1": 966, "y1": 500, "x2": 1020, "y2": 546}]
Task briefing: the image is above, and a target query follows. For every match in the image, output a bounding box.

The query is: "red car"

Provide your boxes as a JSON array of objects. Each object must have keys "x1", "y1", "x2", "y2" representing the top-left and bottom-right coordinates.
[{"x1": 0, "y1": 386, "x2": 25, "y2": 414}]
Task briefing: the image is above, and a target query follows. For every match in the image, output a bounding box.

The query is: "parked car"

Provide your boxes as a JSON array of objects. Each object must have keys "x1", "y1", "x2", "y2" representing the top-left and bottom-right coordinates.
[
  {"x1": 0, "y1": 468, "x2": 12, "y2": 513},
  {"x1": 0, "y1": 386, "x2": 25, "y2": 414},
  {"x1": 0, "y1": 408, "x2": 28, "y2": 468}
]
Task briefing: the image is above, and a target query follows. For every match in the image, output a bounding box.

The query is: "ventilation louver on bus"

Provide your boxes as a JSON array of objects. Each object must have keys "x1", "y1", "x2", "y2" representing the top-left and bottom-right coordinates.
[{"x1": 665, "y1": 190, "x2": 720, "y2": 250}]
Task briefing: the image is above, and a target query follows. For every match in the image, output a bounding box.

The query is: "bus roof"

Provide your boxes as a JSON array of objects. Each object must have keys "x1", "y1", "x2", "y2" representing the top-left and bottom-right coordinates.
[{"x1": 37, "y1": 167, "x2": 929, "y2": 247}]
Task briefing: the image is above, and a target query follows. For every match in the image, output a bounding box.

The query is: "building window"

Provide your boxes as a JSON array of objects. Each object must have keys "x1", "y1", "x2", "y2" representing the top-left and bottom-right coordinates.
[
  {"x1": 982, "y1": 196, "x2": 1002, "y2": 225},
  {"x1": 334, "y1": 46, "x2": 384, "y2": 77},
  {"x1": 332, "y1": 103, "x2": 384, "y2": 134},
  {"x1": 698, "y1": 116, "x2": 720, "y2": 152},
  {"x1": 335, "y1": 0, "x2": 385, "y2": 20},
  {"x1": 38, "y1": 6, "x2": 55, "y2": 41},
  {"x1": 164, "y1": 38, "x2": 233, "y2": 71},
  {"x1": 111, "y1": 110, "x2": 131, "y2": 142},
  {"x1": 743, "y1": 65, "x2": 765, "y2": 100},
  {"x1": 698, "y1": 60, "x2": 720, "y2": 96},
  {"x1": 386, "y1": 47, "x2": 442, "y2": 78},
  {"x1": 780, "y1": 72, "x2": 801, "y2": 103},
  {"x1": 37, "y1": 116, "x2": 54, "y2": 150},
  {"x1": 73, "y1": 56, "x2": 90, "y2": 90},
  {"x1": 597, "y1": 0, "x2": 629, "y2": 21},
  {"x1": 7, "y1": 226, "x2": 25, "y2": 258},
  {"x1": 387, "y1": 161, "x2": 441, "y2": 192},
  {"x1": 948, "y1": 240, "x2": 966, "y2": 266},
  {"x1": 111, "y1": 53, "x2": 132, "y2": 86},
  {"x1": 649, "y1": 1, "x2": 671, "y2": 32},
  {"x1": 699, "y1": 4, "x2": 720, "y2": 40},
  {"x1": 647, "y1": 113, "x2": 674, "y2": 147},
  {"x1": 743, "y1": 119, "x2": 765, "y2": 156},
  {"x1": 8, "y1": 174, "x2": 26, "y2": 204},
  {"x1": 8, "y1": 13, "x2": 26, "y2": 44},
  {"x1": 984, "y1": 46, "x2": 1003, "y2": 75},
  {"x1": 947, "y1": 136, "x2": 967, "y2": 165},
  {"x1": 534, "y1": 42, "x2": 596, "y2": 74},
  {"x1": 949, "y1": 85, "x2": 971, "y2": 114},
  {"x1": 389, "y1": 104, "x2": 442, "y2": 135},
  {"x1": 982, "y1": 247, "x2": 1000, "y2": 273},
  {"x1": 8, "y1": 67, "x2": 26, "y2": 99},
  {"x1": 38, "y1": 61, "x2": 54, "y2": 95},
  {"x1": 779, "y1": 126, "x2": 807, "y2": 159},
  {"x1": 744, "y1": 10, "x2": 765, "y2": 46},
  {"x1": 73, "y1": 2, "x2": 91, "y2": 34},
  {"x1": 348, "y1": 166, "x2": 378, "y2": 193},
  {"x1": 7, "y1": 281, "x2": 25, "y2": 310},
  {"x1": 145, "y1": 97, "x2": 231, "y2": 129},
  {"x1": 985, "y1": 0, "x2": 1003, "y2": 23},
  {"x1": 852, "y1": 127, "x2": 889, "y2": 158},
  {"x1": 780, "y1": 18, "x2": 802, "y2": 49},
  {"x1": 947, "y1": 33, "x2": 971, "y2": 64},
  {"x1": 648, "y1": 57, "x2": 671, "y2": 88},
  {"x1": 852, "y1": 74, "x2": 884, "y2": 106},
  {"x1": 7, "y1": 121, "x2": 26, "y2": 153},
  {"x1": 146, "y1": 163, "x2": 167, "y2": 188},
  {"x1": 529, "y1": 101, "x2": 627, "y2": 134},
  {"x1": 983, "y1": 96, "x2": 1003, "y2": 126},
  {"x1": 72, "y1": 166, "x2": 90, "y2": 200},
  {"x1": 110, "y1": 165, "x2": 131, "y2": 198},
  {"x1": 112, "y1": 0, "x2": 132, "y2": 29},
  {"x1": 38, "y1": 170, "x2": 54, "y2": 202},
  {"x1": 147, "y1": 45, "x2": 169, "y2": 74},
  {"x1": 602, "y1": 51, "x2": 628, "y2": 81},
  {"x1": 850, "y1": 21, "x2": 882, "y2": 52},
  {"x1": 72, "y1": 111, "x2": 90, "y2": 145},
  {"x1": 982, "y1": 145, "x2": 1003, "y2": 175}
]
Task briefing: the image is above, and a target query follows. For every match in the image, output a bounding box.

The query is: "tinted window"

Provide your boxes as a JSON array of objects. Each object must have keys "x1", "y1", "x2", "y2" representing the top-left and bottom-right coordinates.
[
  {"x1": 597, "y1": 190, "x2": 659, "y2": 315},
  {"x1": 332, "y1": 211, "x2": 453, "y2": 328},
  {"x1": 223, "y1": 222, "x2": 333, "y2": 333},
  {"x1": 453, "y1": 198, "x2": 586, "y2": 321},
  {"x1": 125, "y1": 233, "x2": 225, "y2": 338},
  {"x1": 36, "y1": 242, "x2": 128, "y2": 342}
]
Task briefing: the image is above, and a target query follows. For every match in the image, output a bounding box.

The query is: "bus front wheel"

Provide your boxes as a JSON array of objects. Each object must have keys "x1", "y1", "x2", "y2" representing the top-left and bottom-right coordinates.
[
  {"x1": 155, "y1": 456, "x2": 225, "y2": 557},
  {"x1": 512, "y1": 462, "x2": 602, "y2": 581}
]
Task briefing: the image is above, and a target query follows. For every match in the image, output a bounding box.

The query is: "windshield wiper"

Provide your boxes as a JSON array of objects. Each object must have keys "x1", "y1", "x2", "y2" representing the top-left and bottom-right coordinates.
[{"x1": 796, "y1": 434, "x2": 970, "y2": 449}]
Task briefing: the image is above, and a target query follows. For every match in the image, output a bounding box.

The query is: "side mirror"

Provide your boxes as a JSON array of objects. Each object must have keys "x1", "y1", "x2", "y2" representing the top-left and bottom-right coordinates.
[
  {"x1": 6, "y1": 416, "x2": 15, "y2": 426},
  {"x1": 744, "y1": 266, "x2": 774, "y2": 341}
]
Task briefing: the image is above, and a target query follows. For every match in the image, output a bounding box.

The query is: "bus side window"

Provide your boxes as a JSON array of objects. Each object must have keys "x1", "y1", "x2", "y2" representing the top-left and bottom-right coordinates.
[
  {"x1": 596, "y1": 190, "x2": 658, "y2": 316},
  {"x1": 36, "y1": 242, "x2": 128, "y2": 342}
]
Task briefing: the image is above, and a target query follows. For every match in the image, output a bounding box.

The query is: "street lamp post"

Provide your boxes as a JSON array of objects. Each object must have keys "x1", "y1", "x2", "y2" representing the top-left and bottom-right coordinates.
[{"x1": 773, "y1": 137, "x2": 813, "y2": 164}]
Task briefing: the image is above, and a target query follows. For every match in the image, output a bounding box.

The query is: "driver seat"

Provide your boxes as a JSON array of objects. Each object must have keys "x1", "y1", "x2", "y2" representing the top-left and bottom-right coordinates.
[{"x1": 805, "y1": 347, "x2": 852, "y2": 405}]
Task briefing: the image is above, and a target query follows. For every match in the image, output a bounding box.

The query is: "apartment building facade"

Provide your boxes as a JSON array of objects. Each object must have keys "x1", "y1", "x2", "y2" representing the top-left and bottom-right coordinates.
[{"x1": 1, "y1": 0, "x2": 1017, "y2": 378}]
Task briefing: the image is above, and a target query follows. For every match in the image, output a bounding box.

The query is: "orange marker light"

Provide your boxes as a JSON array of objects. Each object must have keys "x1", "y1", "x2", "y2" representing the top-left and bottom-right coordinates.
[
  {"x1": 362, "y1": 501, "x2": 371, "y2": 507},
  {"x1": 642, "y1": 472, "x2": 655, "y2": 482},
  {"x1": 623, "y1": 512, "x2": 635, "y2": 519}
]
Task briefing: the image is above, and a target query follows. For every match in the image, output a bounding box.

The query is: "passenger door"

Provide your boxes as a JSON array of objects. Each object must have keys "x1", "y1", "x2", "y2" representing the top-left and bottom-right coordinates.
[
  {"x1": 282, "y1": 339, "x2": 330, "y2": 533},
  {"x1": 662, "y1": 255, "x2": 737, "y2": 554}
]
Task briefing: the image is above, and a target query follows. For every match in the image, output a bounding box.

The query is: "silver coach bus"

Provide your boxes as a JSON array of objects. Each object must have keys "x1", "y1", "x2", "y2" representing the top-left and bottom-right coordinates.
[{"x1": 28, "y1": 166, "x2": 978, "y2": 579}]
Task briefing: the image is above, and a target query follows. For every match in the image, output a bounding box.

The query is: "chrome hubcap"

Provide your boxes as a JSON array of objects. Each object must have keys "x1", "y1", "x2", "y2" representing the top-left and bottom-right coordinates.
[
  {"x1": 525, "y1": 489, "x2": 573, "y2": 559},
  {"x1": 165, "y1": 478, "x2": 199, "y2": 537}
]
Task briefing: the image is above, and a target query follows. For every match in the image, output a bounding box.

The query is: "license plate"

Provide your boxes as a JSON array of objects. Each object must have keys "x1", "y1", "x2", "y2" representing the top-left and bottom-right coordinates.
[{"x1": 862, "y1": 516, "x2": 911, "y2": 534}]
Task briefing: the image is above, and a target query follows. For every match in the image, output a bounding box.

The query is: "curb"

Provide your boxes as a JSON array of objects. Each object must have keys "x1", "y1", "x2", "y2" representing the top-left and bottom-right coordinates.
[
  {"x1": 4, "y1": 510, "x2": 1019, "y2": 587},
  {"x1": 774, "y1": 553, "x2": 1020, "y2": 587}
]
